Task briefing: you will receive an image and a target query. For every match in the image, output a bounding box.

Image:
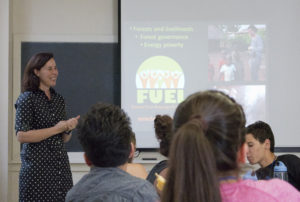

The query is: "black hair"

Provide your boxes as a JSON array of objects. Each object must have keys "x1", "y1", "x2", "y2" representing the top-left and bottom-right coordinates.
[
  {"x1": 77, "y1": 103, "x2": 132, "y2": 167},
  {"x1": 246, "y1": 121, "x2": 275, "y2": 153}
]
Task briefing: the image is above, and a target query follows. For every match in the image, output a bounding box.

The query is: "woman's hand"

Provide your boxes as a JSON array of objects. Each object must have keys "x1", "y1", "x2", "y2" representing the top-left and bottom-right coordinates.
[
  {"x1": 66, "y1": 115, "x2": 80, "y2": 131},
  {"x1": 62, "y1": 115, "x2": 80, "y2": 143},
  {"x1": 55, "y1": 120, "x2": 69, "y2": 133},
  {"x1": 16, "y1": 116, "x2": 80, "y2": 143}
]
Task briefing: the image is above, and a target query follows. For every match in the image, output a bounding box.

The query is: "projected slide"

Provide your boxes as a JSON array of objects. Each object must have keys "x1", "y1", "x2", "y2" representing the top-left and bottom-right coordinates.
[
  {"x1": 121, "y1": 0, "x2": 300, "y2": 149},
  {"x1": 122, "y1": 22, "x2": 267, "y2": 148}
]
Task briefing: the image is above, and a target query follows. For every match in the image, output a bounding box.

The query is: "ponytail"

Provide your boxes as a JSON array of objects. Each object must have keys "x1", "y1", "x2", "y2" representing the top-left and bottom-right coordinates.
[{"x1": 161, "y1": 119, "x2": 221, "y2": 202}]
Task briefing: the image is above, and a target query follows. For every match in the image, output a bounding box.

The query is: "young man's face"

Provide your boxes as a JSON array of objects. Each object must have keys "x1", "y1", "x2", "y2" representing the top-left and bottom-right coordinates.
[{"x1": 245, "y1": 133, "x2": 268, "y2": 165}]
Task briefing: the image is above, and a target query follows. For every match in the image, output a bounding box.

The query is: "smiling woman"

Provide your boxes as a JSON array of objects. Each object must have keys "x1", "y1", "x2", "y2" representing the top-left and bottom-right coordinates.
[
  {"x1": 33, "y1": 58, "x2": 58, "y2": 98},
  {"x1": 15, "y1": 52, "x2": 80, "y2": 201}
]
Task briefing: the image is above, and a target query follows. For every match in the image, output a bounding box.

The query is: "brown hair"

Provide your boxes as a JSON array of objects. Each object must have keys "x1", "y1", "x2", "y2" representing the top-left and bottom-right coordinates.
[
  {"x1": 161, "y1": 90, "x2": 246, "y2": 202},
  {"x1": 22, "y1": 52, "x2": 54, "y2": 92},
  {"x1": 154, "y1": 115, "x2": 173, "y2": 157},
  {"x1": 162, "y1": 119, "x2": 221, "y2": 202}
]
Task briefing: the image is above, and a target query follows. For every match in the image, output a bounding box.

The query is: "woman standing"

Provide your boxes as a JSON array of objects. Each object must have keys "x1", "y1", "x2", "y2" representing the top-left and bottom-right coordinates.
[{"x1": 15, "y1": 53, "x2": 79, "y2": 201}]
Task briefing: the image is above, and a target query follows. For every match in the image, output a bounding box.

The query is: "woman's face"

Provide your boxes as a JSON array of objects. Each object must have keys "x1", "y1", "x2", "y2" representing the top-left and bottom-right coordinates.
[{"x1": 34, "y1": 58, "x2": 58, "y2": 89}]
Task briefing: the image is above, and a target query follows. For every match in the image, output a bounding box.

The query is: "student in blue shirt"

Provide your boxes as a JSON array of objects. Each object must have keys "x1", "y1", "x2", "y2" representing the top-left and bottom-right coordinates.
[{"x1": 65, "y1": 103, "x2": 159, "y2": 202}]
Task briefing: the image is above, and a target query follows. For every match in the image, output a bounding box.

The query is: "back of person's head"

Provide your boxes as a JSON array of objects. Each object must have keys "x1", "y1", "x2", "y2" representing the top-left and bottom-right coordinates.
[
  {"x1": 246, "y1": 121, "x2": 275, "y2": 153},
  {"x1": 77, "y1": 102, "x2": 132, "y2": 167},
  {"x1": 162, "y1": 90, "x2": 246, "y2": 202},
  {"x1": 162, "y1": 119, "x2": 221, "y2": 202},
  {"x1": 22, "y1": 52, "x2": 54, "y2": 92},
  {"x1": 173, "y1": 90, "x2": 246, "y2": 172},
  {"x1": 154, "y1": 115, "x2": 173, "y2": 157}
]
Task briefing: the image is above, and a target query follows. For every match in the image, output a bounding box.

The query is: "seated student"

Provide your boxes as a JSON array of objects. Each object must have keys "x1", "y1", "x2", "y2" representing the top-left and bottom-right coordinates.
[
  {"x1": 147, "y1": 115, "x2": 173, "y2": 184},
  {"x1": 65, "y1": 103, "x2": 159, "y2": 202},
  {"x1": 126, "y1": 132, "x2": 148, "y2": 179},
  {"x1": 147, "y1": 115, "x2": 173, "y2": 196},
  {"x1": 161, "y1": 90, "x2": 300, "y2": 202},
  {"x1": 246, "y1": 121, "x2": 300, "y2": 190}
]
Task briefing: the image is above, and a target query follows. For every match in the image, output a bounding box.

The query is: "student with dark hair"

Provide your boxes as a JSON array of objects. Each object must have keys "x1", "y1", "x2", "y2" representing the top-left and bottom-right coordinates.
[
  {"x1": 65, "y1": 103, "x2": 159, "y2": 202},
  {"x1": 246, "y1": 121, "x2": 300, "y2": 190},
  {"x1": 161, "y1": 90, "x2": 300, "y2": 202},
  {"x1": 147, "y1": 114, "x2": 173, "y2": 185},
  {"x1": 15, "y1": 52, "x2": 79, "y2": 201}
]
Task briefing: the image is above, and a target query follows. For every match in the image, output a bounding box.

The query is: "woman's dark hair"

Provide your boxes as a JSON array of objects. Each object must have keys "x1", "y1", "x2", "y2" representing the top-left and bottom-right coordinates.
[
  {"x1": 162, "y1": 90, "x2": 246, "y2": 202},
  {"x1": 22, "y1": 52, "x2": 54, "y2": 92},
  {"x1": 154, "y1": 115, "x2": 173, "y2": 157}
]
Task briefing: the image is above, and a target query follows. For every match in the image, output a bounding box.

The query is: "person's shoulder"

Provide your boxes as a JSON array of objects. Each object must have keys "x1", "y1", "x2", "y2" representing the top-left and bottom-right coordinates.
[
  {"x1": 260, "y1": 179, "x2": 300, "y2": 199},
  {"x1": 67, "y1": 168, "x2": 158, "y2": 202},
  {"x1": 15, "y1": 91, "x2": 34, "y2": 105},
  {"x1": 277, "y1": 154, "x2": 300, "y2": 170},
  {"x1": 18, "y1": 91, "x2": 34, "y2": 99},
  {"x1": 241, "y1": 179, "x2": 300, "y2": 200},
  {"x1": 150, "y1": 160, "x2": 168, "y2": 174},
  {"x1": 127, "y1": 163, "x2": 148, "y2": 179},
  {"x1": 221, "y1": 179, "x2": 300, "y2": 202},
  {"x1": 111, "y1": 170, "x2": 158, "y2": 201},
  {"x1": 121, "y1": 170, "x2": 156, "y2": 189},
  {"x1": 65, "y1": 171, "x2": 96, "y2": 201},
  {"x1": 278, "y1": 154, "x2": 300, "y2": 161},
  {"x1": 156, "y1": 159, "x2": 168, "y2": 166},
  {"x1": 131, "y1": 177, "x2": 159, "y2": 201}
]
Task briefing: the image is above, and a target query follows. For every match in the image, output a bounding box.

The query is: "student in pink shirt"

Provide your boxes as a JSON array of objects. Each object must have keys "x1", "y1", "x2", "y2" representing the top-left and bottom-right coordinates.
[{"x1": 161, "y1": 90, "x2": 300, "y2": 202}]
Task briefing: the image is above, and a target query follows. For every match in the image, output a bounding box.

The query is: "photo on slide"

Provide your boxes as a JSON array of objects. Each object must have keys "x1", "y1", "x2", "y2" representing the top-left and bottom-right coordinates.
[
  {"x1": 213, "y1": 85, "x2": 266, "y2": 125},
  {"x1": 208, "y1": 24, "x2": 266, "y2": 82}
]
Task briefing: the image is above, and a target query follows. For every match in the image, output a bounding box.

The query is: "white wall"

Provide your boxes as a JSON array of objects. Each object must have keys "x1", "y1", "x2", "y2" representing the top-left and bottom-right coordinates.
[
  {"x1": 13, "y1": 0, "x2": 118, "y2": 35},
  {"x1": 0, "y1": 0, "x2": 10, "y2": 201}
]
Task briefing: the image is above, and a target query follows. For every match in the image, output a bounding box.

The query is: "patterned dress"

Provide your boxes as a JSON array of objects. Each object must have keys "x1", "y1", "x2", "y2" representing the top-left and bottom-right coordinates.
[{"x1": 15, "y1": 88, "x2": 73, "y2": 202}]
